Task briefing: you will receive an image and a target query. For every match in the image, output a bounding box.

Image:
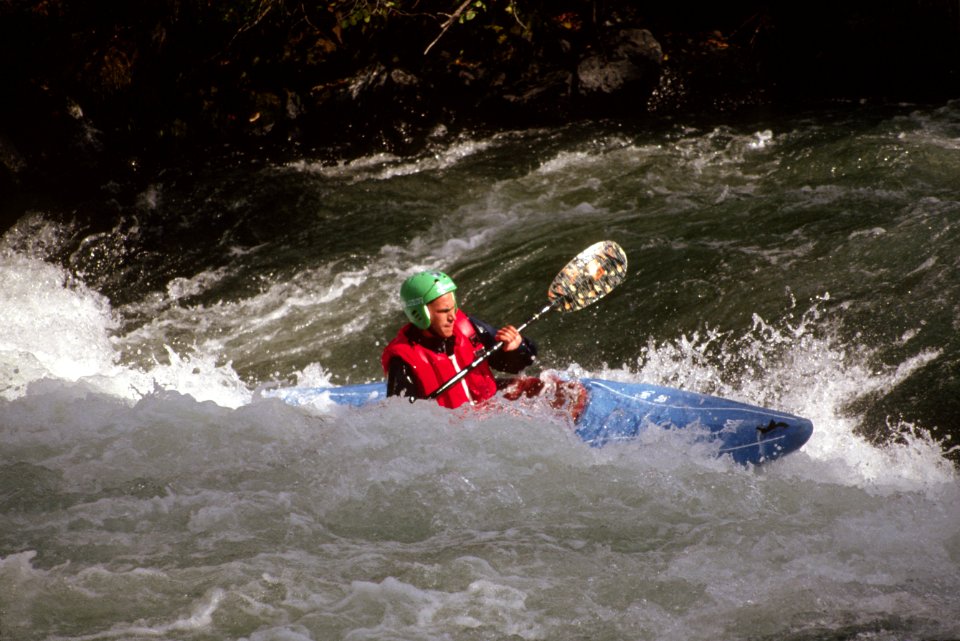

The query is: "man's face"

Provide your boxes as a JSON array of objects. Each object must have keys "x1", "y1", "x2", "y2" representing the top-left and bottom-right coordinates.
[{"x1": 426, "y1": 292, "x2": 457, "y2": 338}]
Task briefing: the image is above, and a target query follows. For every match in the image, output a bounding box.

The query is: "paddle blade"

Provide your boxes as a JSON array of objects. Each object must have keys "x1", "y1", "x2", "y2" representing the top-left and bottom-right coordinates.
[{"x1": 548, "y1": 240, "x2": 628, "y2": 311}]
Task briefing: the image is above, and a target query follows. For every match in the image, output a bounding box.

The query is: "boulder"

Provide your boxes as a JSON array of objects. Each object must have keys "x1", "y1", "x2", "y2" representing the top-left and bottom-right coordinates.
[{"x1": 576, "y1": 28, "x2": 663, "y2": 110}]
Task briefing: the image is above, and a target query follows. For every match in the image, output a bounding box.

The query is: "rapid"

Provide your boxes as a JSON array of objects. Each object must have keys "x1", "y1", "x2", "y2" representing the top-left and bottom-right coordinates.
[{"x1": 2, "y1": 102, "x2": 960, "y2": 640}]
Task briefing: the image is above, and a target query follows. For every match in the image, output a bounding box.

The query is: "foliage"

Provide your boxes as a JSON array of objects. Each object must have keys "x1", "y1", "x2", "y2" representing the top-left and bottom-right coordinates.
[{"x1": 3, "y1": 0, "x2": 956, "y2": 179}]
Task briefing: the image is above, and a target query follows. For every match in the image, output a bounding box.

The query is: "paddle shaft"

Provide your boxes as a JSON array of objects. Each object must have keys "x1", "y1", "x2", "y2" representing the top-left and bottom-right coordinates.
[{"x1": 422, "y1": 299, "x2": 559, "y2": 402}]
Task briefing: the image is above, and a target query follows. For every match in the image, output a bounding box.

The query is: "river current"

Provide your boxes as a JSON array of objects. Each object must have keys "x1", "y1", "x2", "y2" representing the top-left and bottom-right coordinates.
[{"x1": 2, "y1": 102, "x2": 960, "y2": 640}]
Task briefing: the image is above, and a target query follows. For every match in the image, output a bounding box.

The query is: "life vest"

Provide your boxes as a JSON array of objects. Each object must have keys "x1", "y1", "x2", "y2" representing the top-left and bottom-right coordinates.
[{"x1": 381, "y1": 310, "x2": 499, "y2": 408}]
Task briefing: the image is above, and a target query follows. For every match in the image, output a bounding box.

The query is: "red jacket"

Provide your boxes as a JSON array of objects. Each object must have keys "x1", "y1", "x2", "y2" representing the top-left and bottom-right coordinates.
[{"x1": 381, "y1": 310, "x2": 499, "y2": 408}]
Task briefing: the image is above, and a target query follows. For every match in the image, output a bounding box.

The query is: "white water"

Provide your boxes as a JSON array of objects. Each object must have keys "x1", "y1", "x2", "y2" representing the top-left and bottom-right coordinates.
[
  {"x1": 2, "y1": 238, "x2": 959, "y2": 640},
  {"x1": 5, "y1": 107, "x2": 960, "y2": 638}
]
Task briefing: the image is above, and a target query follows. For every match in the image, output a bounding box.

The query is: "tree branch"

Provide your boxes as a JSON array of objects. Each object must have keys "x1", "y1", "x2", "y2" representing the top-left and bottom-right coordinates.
[{"x1": 423, "y1": 0, "x2": 473, "y2": 55}]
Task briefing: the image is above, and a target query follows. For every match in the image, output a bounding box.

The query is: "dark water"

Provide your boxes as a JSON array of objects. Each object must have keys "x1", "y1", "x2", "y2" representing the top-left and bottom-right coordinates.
[{"x1": 2, "y1": 103, "x2": 959, "y2": 640}]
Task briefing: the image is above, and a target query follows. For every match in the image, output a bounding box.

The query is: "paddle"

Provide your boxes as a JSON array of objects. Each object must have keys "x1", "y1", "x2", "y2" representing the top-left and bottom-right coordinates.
[{"x1": 420, "y1": 240, "x2": 628, "y2": 402}]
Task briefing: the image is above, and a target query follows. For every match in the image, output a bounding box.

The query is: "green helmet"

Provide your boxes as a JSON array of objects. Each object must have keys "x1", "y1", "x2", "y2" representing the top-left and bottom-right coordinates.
[{"x1": 400, "y1": 271, "x2": 457, "y2": 329}]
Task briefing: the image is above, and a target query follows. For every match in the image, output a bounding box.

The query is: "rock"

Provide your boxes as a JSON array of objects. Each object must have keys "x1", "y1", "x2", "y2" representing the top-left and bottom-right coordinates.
[
  {"x1": 304, "y1": 63, "x2": 441, "y2": 156},
  {"x1": 576, "y1": 28, "x2": 663, "y2": 107},
  {"x1": 495, "y1": 67, "x2": 575, "y2": 124},
  {"x1": 0, "y1": 131, "x2": 27, "y2": 179}
]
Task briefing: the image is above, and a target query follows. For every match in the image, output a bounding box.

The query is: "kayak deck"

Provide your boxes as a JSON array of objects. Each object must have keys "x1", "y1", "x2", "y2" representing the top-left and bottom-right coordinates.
[{"x1": 574, "y1": 378, "x2": 813, "y2": 464}]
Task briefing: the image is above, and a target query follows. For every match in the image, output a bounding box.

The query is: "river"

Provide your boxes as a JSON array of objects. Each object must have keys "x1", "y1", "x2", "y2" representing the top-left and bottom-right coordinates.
[{"x1": 2, "y1": 102, "x2": 959, "y2": 640}]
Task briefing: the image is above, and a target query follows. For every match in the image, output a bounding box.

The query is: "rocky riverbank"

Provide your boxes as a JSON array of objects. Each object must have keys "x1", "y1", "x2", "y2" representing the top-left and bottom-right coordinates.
[{"x1": 2, "y1": 1, "x2": 960, "y2": 231}]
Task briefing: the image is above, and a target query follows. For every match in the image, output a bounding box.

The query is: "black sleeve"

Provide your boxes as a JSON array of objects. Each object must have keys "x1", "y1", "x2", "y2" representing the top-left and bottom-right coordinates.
[
  {"x1": 469, "y1": 316, "x2": 538, "y2": 375},
  {"x1": 385, "y1": 357, "x2": 422, "y2": 399}
]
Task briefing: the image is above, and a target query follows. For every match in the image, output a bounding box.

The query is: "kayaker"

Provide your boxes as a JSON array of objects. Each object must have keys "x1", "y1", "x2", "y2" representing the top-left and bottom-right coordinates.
[{"x1": 381, "y1": 270, "x2": 538, "y2": 407}]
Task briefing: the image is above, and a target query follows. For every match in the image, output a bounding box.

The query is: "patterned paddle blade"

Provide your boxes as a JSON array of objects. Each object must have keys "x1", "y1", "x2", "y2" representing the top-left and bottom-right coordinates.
[{"x1": 547, "y1": 240, "x2": 628, "y2": 311}]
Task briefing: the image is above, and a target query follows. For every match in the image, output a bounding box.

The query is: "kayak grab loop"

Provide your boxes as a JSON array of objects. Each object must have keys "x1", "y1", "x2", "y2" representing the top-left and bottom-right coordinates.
[{"x1": 757, "y1": 420, "x2": 790, "y2": 434}]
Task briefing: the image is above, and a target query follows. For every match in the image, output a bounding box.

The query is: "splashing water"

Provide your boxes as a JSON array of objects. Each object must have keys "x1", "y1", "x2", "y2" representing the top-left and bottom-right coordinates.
[{"x1": 3, "y1": 105, "x2": 960, "y2": 640}]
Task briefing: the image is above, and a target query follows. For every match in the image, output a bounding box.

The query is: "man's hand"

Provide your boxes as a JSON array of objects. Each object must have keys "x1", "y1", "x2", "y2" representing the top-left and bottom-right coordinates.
[{"x1": 495, "y1": 325, "x2": 522, "y2": 351}]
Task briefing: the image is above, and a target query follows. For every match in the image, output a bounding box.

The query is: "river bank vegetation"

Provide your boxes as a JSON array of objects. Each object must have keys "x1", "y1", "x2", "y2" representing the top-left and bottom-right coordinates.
[{"x1": 2, "y1": 0, "x2": 959, "y2": 226}]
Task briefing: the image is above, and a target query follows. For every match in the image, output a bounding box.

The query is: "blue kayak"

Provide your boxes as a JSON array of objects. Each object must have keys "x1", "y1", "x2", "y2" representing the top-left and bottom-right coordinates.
[{"x1": 269, "y1": 377, "x2": 813, "y2": 465}]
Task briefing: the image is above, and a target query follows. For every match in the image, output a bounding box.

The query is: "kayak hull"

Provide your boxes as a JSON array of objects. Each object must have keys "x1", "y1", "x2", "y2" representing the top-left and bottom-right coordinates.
[
  {"x1": 574, "y1": 378, "x2": 812, "y2": 465},
  {"x1": 269, "y1": 378, "x2": 813, "y2": 465}
]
